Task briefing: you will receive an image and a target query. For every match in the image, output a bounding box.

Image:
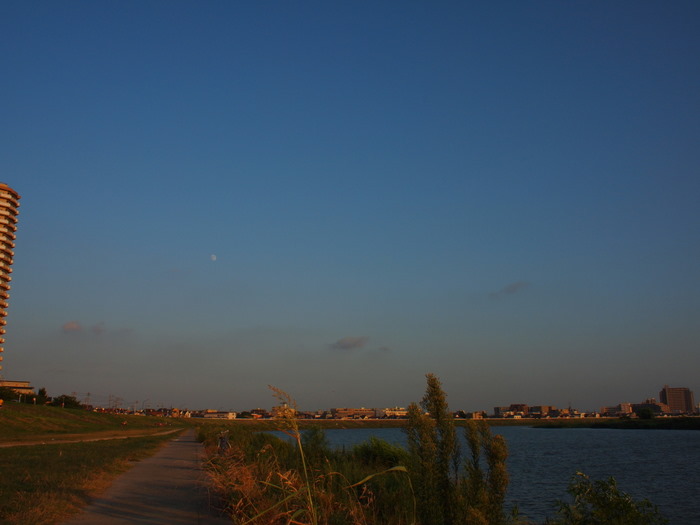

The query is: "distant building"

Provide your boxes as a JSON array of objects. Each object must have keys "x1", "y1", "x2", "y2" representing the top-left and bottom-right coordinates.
[
  {"x1": 659, "y1": 385, "x2": 696, "y2": 414},
  {"x1": 382, "y1": 407, "x2": 408, "y2": 418},
  {"x1": 202, "y1": 411, "x2": 237, "y2": 419},
  {"x1": 509, "y1": 404, "x2": 529, "y2": 416},
  {"x1": 493, "y1": 406, "x2": 514, "y2": 418},
  {"x1": 0, "y1": 183, "x2": 20, "y2": 374},
  {"x1": 250, "y1": 408, "x2": 271, "y2": 418},
  {"x1": 632, "y1": 398, "x2": 670, "y2": 416},
  {"x1": 0, "y1": 379, "x2": 34, "y2": 396},
  {"x1": 529, "y1": 405, "x2": 556, "y2": 417},
  {"x1": 600, "y1": 403, "x2": 632, "y2": 417},
  {"x1": 331, "y1": 407, "x2": 377, "y2": 419},
  {"x1": 272, "y1": 403, "x2": 296, "y2": 419}
]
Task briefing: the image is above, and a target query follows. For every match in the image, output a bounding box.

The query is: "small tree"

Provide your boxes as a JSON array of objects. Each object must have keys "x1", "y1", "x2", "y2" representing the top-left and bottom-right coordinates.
[
  {"x1": 0, "y1": 386, "x2": 18, "y2": 401},
  {"x1": 36, "y1": 387, "x2": 49, "y2": 405},
  {"x1": 50, "y1": 394, "x2": 82, "y2": 409}
]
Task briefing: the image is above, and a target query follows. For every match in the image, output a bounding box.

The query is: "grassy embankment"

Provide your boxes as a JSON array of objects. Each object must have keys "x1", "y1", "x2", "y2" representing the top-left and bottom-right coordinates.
[{"x1": 0, "y1": 403, "x2": 188, "y2": 524}]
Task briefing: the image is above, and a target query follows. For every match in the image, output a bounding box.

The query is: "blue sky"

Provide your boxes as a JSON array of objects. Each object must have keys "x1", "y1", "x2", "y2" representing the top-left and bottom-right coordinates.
[{"x1": 1, "y1": 1, "x2": 698, "y2": 412}]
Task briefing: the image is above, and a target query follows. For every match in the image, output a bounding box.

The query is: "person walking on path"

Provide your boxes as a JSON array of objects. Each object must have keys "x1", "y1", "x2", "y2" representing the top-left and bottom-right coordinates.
[{"x1": 63, "y1": 428, "x2": 230, "y2": 524}]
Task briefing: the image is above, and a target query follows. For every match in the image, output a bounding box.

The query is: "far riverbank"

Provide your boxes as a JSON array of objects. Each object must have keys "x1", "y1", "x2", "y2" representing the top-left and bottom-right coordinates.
[{"x1": 221, "y1": 416, "x2": 700, "y2": 430}]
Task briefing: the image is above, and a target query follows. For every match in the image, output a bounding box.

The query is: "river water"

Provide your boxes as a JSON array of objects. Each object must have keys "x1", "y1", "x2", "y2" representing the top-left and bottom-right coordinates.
[{"x1": 272, "y1": 426, "x2": 700, "y2": 524}]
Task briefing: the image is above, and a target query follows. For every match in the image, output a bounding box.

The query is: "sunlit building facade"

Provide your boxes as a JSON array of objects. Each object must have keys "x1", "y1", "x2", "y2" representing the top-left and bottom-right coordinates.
[
  {"x1": 0, "y1": 183, "x2": 20, "y2": 372},
  {"x1": 659, "y1": 385, "x2": 696, "y2": 414}
]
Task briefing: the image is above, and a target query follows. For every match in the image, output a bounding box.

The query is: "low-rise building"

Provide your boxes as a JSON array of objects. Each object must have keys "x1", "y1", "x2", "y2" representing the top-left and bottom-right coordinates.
[
  {"x1": 0, "y1": 380, "x2": 34, "y2": 396},
  {"x1": 331, "y1": 407, "x2": 377, "y2": 419},
  {"x1": 382, "y1": 407, "x2": 408, "y2": 418}
]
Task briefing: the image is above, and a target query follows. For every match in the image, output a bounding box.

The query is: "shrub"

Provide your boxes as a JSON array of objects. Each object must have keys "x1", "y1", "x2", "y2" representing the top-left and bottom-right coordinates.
[{"x1": 550, "y1": 472, "x2": 668, "y2": 525}]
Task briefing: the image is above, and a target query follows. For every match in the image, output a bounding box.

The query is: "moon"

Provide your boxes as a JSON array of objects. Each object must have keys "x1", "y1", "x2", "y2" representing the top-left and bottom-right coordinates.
[{"x1": 210, "y1": 254, "x2": 217, "y2": 262}]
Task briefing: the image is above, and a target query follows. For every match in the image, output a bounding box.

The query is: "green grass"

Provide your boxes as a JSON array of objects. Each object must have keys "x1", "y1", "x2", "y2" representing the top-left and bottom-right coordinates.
[
  {"x1": 0, "y1": 403, "x2": 186, "y2": 441},
  {"x1": 0, "y1": 434, "x2": 176, "y2": 524},
  {"x1": 0, "y1": 403, "x2": 191, "y2": 524}
]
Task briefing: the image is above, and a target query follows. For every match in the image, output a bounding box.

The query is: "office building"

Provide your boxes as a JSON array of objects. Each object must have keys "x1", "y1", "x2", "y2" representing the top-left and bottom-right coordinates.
[{"x1": 659, "y1": 385, "x2": 696, "y2": 414}]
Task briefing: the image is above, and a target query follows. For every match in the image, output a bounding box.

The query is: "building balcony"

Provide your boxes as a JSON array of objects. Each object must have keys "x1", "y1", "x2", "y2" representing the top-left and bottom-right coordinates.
[{"x1": 0, "y1": 192, "x2": 20, "y2": 207}]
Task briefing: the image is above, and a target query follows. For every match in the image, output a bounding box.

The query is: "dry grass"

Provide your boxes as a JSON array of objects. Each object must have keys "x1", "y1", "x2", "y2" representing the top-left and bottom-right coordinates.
[{"x1": 202, "y1": 387, "x2": 415, "y2": 525}]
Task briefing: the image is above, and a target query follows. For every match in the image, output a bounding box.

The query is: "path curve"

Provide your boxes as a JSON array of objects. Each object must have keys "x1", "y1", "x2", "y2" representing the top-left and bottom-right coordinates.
[{"x1": 62, "y1": 428, "x2": 230, "y2": 524}]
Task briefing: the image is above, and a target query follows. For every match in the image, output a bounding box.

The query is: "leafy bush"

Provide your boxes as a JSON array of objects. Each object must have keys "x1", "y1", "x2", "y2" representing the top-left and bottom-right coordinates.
[{"x1": 550, "y1": 472, "x2": 668, "y2": 525}]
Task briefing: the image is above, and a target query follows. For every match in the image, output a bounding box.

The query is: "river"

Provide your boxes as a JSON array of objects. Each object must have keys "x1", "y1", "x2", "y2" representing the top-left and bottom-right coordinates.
[{"x1": 271, "y1": 426, "x2": 700, "y2": 524}]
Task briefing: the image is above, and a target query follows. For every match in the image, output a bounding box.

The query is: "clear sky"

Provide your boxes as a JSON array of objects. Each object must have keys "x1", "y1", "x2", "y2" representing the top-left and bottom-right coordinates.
[{"x1": 1, "y1": 1, "x2": 698, "y2": 412}]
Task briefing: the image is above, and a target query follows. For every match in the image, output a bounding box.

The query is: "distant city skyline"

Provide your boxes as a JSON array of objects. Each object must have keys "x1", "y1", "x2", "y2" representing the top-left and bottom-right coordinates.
[{"x1": 1, "y1": 2, "x2": 699, "y2": 411}]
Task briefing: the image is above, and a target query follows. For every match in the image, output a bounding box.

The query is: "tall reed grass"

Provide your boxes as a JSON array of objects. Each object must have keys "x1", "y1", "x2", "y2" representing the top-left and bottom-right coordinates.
[
  {"x1": 201, "y1": 387, "x2": 416, "y2": 525},
  {"x1": 201, "y1": 377, "x2": 668, "y2": 525}
]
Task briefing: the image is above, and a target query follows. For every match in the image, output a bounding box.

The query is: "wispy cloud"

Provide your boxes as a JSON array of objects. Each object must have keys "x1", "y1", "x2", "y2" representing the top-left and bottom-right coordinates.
[
  {"x1": 62, "y1": 321, "x2": 119, "y2": 336},
  {"x1": 62, "y1": 321, "x2": 82, "y2": 333},
  {"x1": 490, "y1": 281, "x2": 530, "y2": 298},
  {"x1": 329, "y1": 336, "x2": 369, "y2": 351}
]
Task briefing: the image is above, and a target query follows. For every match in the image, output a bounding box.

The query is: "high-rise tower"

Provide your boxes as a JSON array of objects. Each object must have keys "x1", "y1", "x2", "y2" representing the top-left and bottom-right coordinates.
[{"x1": 0, "y1": 183, "x2": 20, "y2": 372}]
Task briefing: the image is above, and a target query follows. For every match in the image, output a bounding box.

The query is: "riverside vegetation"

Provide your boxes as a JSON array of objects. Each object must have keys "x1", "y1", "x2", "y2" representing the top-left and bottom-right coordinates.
[{"x1": 202, "y1": 374, "x2": 669, "y2": 525}]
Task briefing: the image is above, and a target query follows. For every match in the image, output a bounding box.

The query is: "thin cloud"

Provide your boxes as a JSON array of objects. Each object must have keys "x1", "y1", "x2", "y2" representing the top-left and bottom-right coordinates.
[
  {"x1": 91, "y1": 322, "x2": 106, "y2": 335},
  {"x1": 329, "y1": 336, "x2": 369, "y2": 351},
  {"x1": 62, "y1": 321, "x2": 82, "y2": 333},
  {"x1": 490, "y1": 281, "x2": 530, "y2": 298}
]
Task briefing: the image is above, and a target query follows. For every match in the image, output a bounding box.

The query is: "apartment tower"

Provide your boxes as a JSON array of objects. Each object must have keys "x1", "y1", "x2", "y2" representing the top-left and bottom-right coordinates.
[{"x1": 0, "y1": 183, "x2": 20, "y2": 372}]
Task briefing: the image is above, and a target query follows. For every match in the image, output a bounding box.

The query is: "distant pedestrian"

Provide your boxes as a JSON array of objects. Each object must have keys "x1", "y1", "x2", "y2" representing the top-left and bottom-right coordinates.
[{"x1": 217, "y1": 431, "x2": 230, "y2": 454}]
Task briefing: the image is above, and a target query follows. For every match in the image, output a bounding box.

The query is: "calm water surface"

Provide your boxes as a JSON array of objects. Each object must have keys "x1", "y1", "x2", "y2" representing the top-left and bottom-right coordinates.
[{"x1": 273, "y1": 426, "x2": 700, "y2": 524}]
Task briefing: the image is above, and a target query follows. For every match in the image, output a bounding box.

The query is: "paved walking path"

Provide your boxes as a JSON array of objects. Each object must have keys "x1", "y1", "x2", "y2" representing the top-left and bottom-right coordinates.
[{"x1": 63, "y1": 429, "x2": 230, "y2": 524}]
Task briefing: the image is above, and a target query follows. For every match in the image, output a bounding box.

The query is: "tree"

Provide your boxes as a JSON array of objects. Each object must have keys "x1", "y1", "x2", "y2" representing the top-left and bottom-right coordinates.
[
  {"x1": 0, "y1": 386, "x2": 18, "y2": 401},
  {"x1": 50, "y1": 394, "x2": 82, "y2": 409},
  {"x1": 637, "y1": 408, "x2": 655, "y2": 420},
  {"x1": 36, "y1": 387, "x2": 49, "y2": 405}
]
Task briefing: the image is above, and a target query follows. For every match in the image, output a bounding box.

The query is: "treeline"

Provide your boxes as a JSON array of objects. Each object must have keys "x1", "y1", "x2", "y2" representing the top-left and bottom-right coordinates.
[{"x1": 200, "y1": 375, "x2": 668, "y2": 525}]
